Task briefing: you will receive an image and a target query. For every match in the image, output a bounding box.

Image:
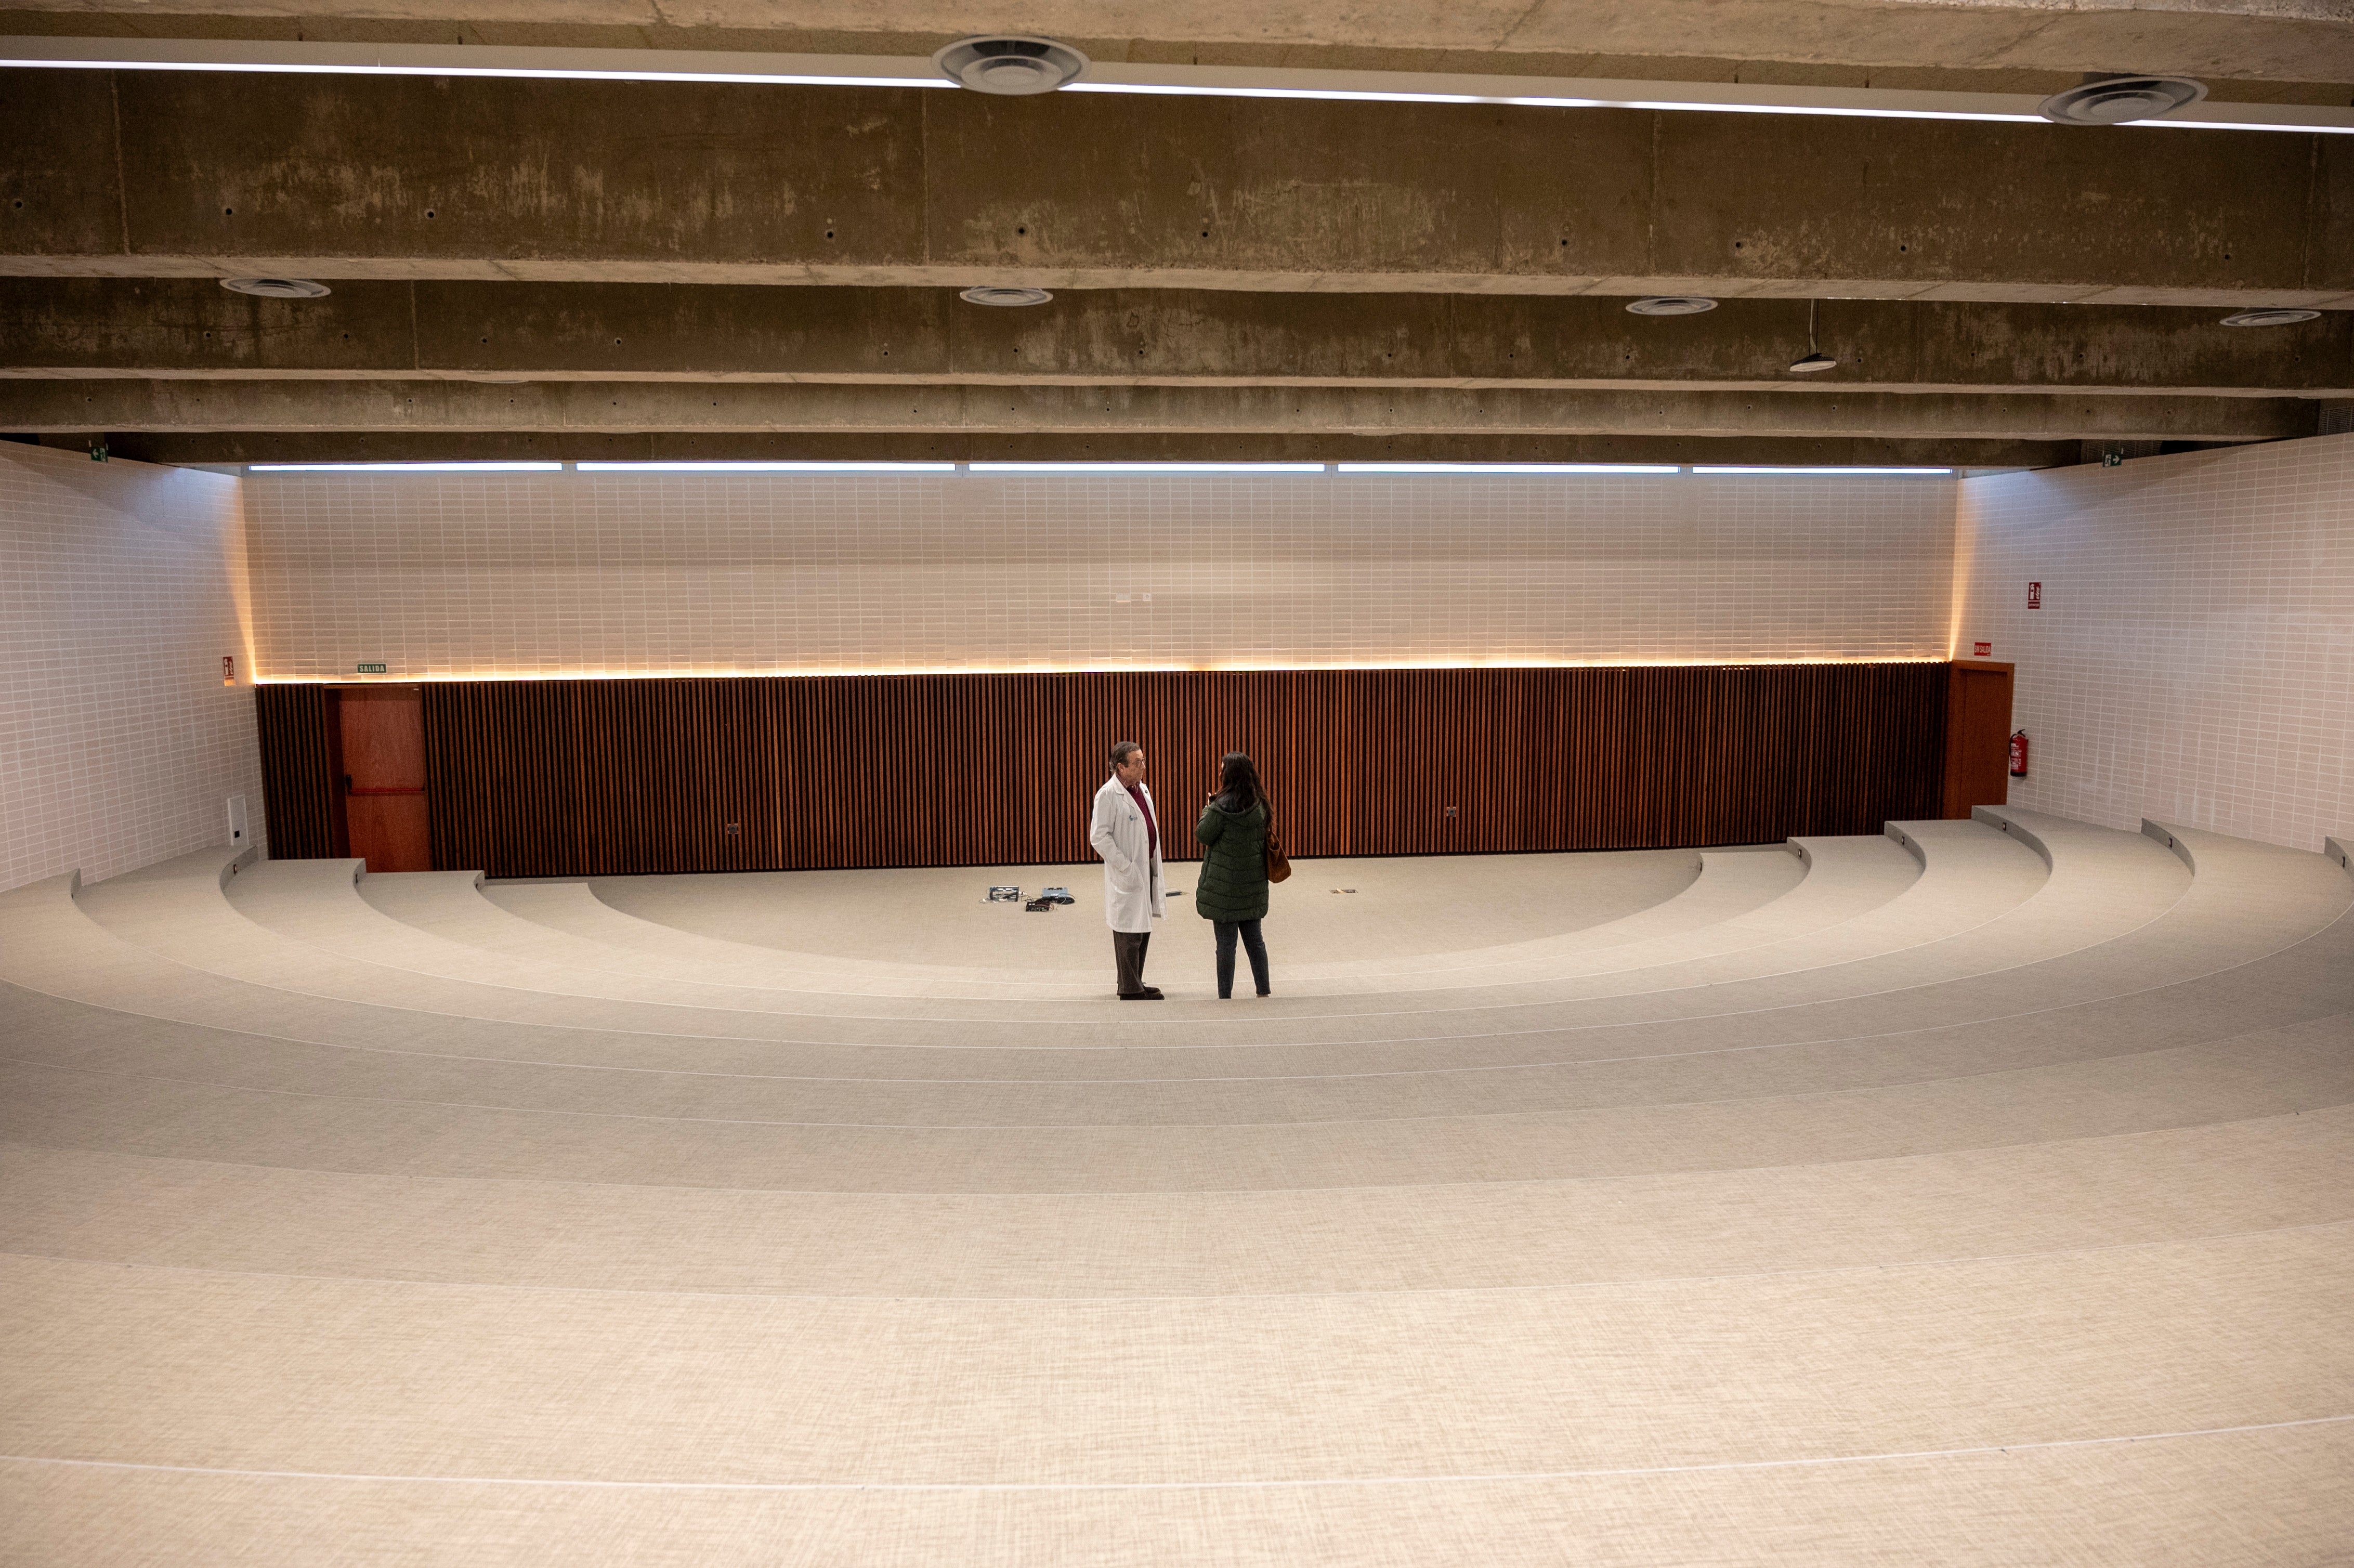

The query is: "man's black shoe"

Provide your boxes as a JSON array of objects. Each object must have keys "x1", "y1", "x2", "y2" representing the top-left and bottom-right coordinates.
[{"x1": 1119, "y1": 987, "x2": 1166, "y2": 1000}]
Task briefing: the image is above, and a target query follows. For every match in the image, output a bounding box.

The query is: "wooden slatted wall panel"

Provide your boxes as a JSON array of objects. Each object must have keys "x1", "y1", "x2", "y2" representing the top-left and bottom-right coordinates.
[
  {"x1": 253, "y1": 684, "x2": 338, "y2": 859},
  {"x1": 416, "y1": 663, "x2": 1948, "y2": 878}
]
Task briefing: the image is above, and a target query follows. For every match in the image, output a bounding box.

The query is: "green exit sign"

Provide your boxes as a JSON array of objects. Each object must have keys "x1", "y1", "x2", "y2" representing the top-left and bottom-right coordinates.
[{"x1": 355, "y1": 662, "x2": 387, "y2": 674}]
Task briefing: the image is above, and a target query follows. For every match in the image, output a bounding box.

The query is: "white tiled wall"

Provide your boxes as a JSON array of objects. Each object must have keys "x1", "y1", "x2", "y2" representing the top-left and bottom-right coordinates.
[
  {"x1": 1955, "y1": 435, "x2": 2354, "y2": 853},
  {"x1": 241, "y1": 469, "x2": 1960, "y2": 678},
  {"x1": 2, "y1": 445, "x2": 266, "y2": 892},
  {"x1": 22, "y1": 442, "x2": 2352, "y2": 874}
]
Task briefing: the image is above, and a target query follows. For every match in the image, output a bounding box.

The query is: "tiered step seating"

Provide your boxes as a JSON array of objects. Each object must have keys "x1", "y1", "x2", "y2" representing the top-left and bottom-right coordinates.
[{"x1": 2, "y1": 808, "x2": 2348, "y2": 1565}]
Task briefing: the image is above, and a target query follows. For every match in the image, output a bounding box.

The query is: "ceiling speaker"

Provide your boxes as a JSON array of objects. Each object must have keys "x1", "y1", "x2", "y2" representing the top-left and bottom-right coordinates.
[
  {"x1": 2037, "y1": 74, "x2": 2207, "y2": 125},
  {"x1": 934, "y1": 36, "x2": 1089, "y2": 95}
]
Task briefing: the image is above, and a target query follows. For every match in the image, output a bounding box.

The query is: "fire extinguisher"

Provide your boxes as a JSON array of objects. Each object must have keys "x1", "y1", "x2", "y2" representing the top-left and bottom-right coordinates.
[{"x1": 2009, "y1": 731, "x2": 2030, "y2": 778}]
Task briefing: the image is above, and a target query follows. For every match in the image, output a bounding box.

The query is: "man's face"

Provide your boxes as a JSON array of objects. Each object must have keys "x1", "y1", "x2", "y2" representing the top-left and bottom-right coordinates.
[{"x1": 1117, "y1": 748, "x2": 1147, "y2": 783}]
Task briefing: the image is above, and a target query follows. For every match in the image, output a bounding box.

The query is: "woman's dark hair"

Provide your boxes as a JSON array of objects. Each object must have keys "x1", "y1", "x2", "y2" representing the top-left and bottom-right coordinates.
[{"x1": 1214, "y1": 751, "x2": 1265, "y2": 813}]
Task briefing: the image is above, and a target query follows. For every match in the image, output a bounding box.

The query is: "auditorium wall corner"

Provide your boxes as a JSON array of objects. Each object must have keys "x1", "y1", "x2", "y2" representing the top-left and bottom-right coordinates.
[
  {"x1": 1954, "y1": 434, "x2": 2354, "y2": 853},
  {"x1": 1, "y1": 443, "x2": 266, "y2": 892}
]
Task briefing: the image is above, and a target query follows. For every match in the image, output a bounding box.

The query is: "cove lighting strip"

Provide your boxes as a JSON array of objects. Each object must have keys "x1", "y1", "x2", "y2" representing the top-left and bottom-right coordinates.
[
  {"x1": 7, "y1": 36, "x2": 2353, "y2": 135},
  {"x1": 258, "y1": 654, "x2": 1947, "y2": 684}
]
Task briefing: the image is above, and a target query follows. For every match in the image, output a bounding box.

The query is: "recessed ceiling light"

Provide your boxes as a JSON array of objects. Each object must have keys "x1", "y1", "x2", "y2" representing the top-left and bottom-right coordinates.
[
  {"x1": 960, "y1": 286, "x2": 1054, "y2": 307},
  {"x1": 220, "y1": 277, "x2": 331, "y2": 298},
  {"x1": 1626, "y1": 296, "x2": 1718, "y2": 316},
  {"x1": 933, "y1": 36, "x2": 1089, "y2": 96},
  {"x1": 2038, "y1": 73, "x2": 2207, "y2": 126},
  {"x1": 2219, "y1": 308, "x2": 2321, "y2": 328}
]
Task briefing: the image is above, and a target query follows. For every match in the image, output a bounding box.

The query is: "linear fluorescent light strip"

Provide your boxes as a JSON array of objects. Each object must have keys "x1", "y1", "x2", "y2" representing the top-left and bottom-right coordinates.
[
  {"x1": 576, "y1": 461, "x2": 953, "y2": 472},
  {"x1": 7, "y1": 38, "x2": 2351, "y2": 134},
  {"x1": 246, "y1": 461, "x2": 565, "y2": 472},
  {"x1": 1066, "y1": 82, "x2": 2042, "y2": 124},
  {"x1": 1338, "y1": 462, "x2": 1681, "y2": 475},
  {"x1": 1692, "y1": 465, "x2": 1953, "y2": 476},
  {"x1": 966, "y1": 462, "x2": 1326, "y2": 473}
]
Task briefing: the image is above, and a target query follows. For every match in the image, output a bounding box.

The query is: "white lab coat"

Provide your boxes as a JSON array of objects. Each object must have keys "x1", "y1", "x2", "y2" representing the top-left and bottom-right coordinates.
[{"x1": 1089, "y1": 774, "x2": 1167, "y2": 933}]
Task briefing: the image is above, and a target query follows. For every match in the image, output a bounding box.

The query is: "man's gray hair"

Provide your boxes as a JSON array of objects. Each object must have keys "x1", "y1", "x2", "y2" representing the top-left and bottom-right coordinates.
[{"x1": 1109, "y1": 740, "x2": 1141, "y2": 769}]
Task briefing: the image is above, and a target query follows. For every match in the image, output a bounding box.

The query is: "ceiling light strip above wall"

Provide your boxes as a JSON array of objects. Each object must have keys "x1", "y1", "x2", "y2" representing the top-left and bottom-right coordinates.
[
  {"x1": 6, "y1": 37, "x2": 2350, "y2": 135},
  {"x1": 576, "y1": 461, "x2": 955, "y2": 472},
  {"x1": 1692, "y1": 465, "x2": 1954, "y2": 476},
  {"x1": 246, "y1": 461, "x2": 565, "y2": 472}
]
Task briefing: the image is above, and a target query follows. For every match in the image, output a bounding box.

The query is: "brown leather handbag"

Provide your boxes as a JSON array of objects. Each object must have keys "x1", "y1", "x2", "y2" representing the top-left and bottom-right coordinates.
[{"x1": 1264, "y1": 807, "x2": 1292, "y2": 883}]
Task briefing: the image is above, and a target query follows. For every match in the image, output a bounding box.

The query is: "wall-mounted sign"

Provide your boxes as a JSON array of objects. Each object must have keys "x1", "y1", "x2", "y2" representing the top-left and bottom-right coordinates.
[
  {"x1": 356, "y1": 662, "x2": 388, "y2": 674},
  {"x1": 221, "y1": 656, "x2": 235, "y2": 687},
  {"x1": 2028, "y1": 581, "x2": 2042, "y2": 609},
  {"x1": 1973, "y1": 642, "x2": 1992, "y2": 658}
]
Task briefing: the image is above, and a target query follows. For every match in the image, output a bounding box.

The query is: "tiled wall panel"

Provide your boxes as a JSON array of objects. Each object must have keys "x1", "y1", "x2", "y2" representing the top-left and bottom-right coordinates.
[
  {"x1": 1, "y1": 446, "x2": 265, "y2": 891},
  {"x1": 1955, "y1": 435, "x2": 2354, "y2": 852},
  {"x1": 241, "y1": 469, "x2": 1959, "y2": 678}
]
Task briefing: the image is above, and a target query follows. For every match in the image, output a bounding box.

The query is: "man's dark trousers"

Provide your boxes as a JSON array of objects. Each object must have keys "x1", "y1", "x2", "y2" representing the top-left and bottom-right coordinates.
[{"x1": 1113, "y1": 930, "x2": 1152, "y2": 996}]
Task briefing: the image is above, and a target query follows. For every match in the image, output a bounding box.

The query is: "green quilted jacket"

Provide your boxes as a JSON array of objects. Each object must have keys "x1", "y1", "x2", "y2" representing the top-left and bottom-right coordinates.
[{"x1": 1192, "y1": 797, "x2": 1271, "y2": 923}]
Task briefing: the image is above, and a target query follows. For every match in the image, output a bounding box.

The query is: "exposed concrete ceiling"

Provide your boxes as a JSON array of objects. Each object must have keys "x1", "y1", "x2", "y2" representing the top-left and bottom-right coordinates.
[
  {"x1": 6, "y1": 0, "x2": 2354, "y2": 88},
  {"x1": 3, "y1": 0, "x2": 2349, "y2": 465},
  {"x1": 7, "y1": 282, "x2": 2347, "y2": 398},
  {"x1": 7, "y1": 74, "x2": 2350, "y2": 306},
  {"x1": 7, "y1": 378, "x2": 2320, "y2": 442},
  {"x1": 37, "y1": 431, "x2": 2079, "y2": 467}
]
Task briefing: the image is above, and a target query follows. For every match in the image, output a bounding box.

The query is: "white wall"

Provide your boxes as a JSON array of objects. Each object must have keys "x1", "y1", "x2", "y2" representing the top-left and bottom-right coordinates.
[
  {"x1": 1955, "y1": 435, "x2": 2354, "y2": 852},
  {"x1": 23, "y1": 437, "x2": 2347, "y2": 883},
  {"x1": 1, "y1": 445, "x2": 265, "y2": 892},
  {"x1": 239, "y1": 467, "x2": 1960, "y2": 679}
]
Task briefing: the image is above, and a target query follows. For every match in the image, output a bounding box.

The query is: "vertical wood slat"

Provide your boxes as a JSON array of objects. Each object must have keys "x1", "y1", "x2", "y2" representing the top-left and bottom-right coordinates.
[
  {"x1": 356, "y1": 663, "x2": 1951, "y2": 879},
  {"x1": 253, "y1": 685, "x2": 338, "y2": 859}
]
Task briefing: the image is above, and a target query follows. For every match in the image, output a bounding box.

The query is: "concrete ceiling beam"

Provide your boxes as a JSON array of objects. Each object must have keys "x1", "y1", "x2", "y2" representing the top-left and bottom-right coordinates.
[
  {"x1": 53, "y1": 430, "x2": 2082, "y2": 468},
  {"x1": 3, "y1": 1, "x2": 2350, "y2": 83},
  {"x1": 6, "y1": 280, "x2": 2349, "y2": 396},
  {"x1": 2, "y1": 377, "x2": 2319, "y2": 440},
  {"x1": 5, "y1": 71, "x2": 2350, "y2": 306}
]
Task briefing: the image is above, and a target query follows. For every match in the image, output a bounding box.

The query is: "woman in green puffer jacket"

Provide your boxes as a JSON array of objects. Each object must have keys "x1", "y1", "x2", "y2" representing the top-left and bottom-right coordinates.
[{"x1": 1193, "y1": 751, "x2": 1274, "y2": 999}]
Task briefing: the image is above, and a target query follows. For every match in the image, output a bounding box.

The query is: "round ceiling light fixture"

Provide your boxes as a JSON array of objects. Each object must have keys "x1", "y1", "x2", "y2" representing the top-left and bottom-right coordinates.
[
  {"x1": 2037, "y1": 73, "x2": 2207, "y2": 126},
  {"x1": 220, "y1": 277, "x2": 332, "y2": 299},
  {"x1": 933, "y1": 36, "x2": 1090, "y2": 95},
  {"x1": 1787, "y1": 298, "x2": 1838, "y2": 373},
  {"x1": 2219, "y1": 307, "x2": 2320, "y2": 328},
  {"x1": 960, "y1": 285, "x2": 1054, "y2": 307},
  {"x1": 1626, "y1": 296, "x2": 1718, "y2": 316}
]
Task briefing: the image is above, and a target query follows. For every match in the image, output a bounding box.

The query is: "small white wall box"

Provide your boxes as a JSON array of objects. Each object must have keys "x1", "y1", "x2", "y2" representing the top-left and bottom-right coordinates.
[{"x1": 227, "y1": 794, "x2": 249, "y2": 848}]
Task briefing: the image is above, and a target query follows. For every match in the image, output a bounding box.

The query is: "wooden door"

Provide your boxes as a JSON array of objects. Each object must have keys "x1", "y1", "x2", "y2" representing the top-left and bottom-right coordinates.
[
  {"x1": 1941, "y1": 660, "x2": 2015, "y2": 819},
  {"x1": 338, "y1": 685, "x2": 433, "y2": 871}
]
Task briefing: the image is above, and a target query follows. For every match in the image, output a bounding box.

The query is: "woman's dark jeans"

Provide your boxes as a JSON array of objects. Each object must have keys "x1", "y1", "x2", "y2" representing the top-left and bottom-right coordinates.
[{"x1": 1213, "y1": 918, "x2": 1271, "y2": 998}]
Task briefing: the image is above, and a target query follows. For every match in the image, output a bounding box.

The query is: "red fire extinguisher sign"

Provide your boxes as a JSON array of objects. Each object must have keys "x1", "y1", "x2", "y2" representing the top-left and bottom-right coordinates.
[
  {"x1": 2009, "y1": 731, "x2": 2030, "y2": 777},
  {"x1": 2027, "y1": 581, "x2": 2042, "y2": 609}
]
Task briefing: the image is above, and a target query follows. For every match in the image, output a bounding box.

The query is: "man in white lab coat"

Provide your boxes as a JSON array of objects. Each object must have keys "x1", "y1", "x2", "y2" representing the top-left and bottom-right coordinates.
[{"x1": 1089, "y1": 740, "x2": 1167, "y2": 999}]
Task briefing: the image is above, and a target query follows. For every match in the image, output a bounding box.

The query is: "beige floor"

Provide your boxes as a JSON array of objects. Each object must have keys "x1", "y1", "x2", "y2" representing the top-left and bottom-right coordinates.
[{"x1": 1, "y1": 809, "x2": 2349, "y2": 1565}]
